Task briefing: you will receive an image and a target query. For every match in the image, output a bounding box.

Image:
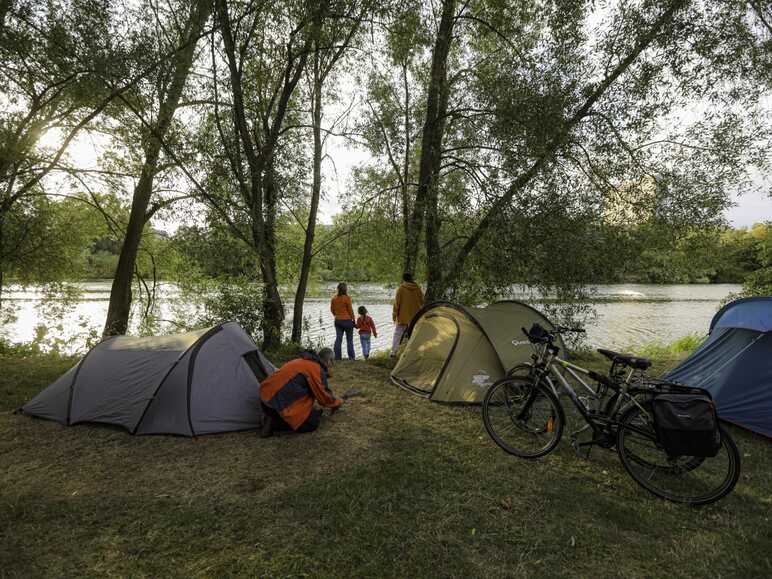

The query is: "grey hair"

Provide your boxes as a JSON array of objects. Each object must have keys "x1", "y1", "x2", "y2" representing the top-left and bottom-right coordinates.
[{"x1": 318, "y1": 347, "x2": 334, "y2": 364}]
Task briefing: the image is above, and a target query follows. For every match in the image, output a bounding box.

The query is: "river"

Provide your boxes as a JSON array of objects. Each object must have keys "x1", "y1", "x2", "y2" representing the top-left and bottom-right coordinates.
[{"x1": 0, "y1": 282, "x2": 741, "y2": 355}]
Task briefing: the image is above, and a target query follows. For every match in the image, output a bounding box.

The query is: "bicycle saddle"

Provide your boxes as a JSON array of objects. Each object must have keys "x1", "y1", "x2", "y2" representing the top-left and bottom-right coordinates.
[{"x1": 597, "y1": 348, "x2": 652, "y2": 370}]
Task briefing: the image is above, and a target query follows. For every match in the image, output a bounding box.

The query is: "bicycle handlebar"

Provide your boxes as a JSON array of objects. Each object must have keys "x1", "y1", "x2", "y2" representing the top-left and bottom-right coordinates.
[{"x1": 555, "y1": 325, "x2": 586, "y2": 334}]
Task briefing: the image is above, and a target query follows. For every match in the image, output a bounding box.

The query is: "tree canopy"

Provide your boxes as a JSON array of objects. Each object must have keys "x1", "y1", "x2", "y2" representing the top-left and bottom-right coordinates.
[{"x1": 0, "y1": 0, "x2": 769, "y2": 345}]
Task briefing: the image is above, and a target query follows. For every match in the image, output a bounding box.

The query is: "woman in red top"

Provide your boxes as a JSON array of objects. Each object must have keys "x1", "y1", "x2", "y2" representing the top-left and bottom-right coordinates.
[
  {"x1": 356, "y1": 306, "x2": 377, "y2": 359},
  {"x1": 330, "y1": 282, "x2": 356, "y2": 360}
]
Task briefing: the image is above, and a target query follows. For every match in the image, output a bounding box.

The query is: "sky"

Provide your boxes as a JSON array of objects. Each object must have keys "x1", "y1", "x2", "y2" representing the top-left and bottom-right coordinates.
[
  {"x1": 40, "y1": 127, "x2": 771, "y2": 230},
  {"x1": 725, "y1": 188, "x2": 772, "y2": 228},
  {"x1": 318, "y1": 131, "x2": 772, "y2": 228}
]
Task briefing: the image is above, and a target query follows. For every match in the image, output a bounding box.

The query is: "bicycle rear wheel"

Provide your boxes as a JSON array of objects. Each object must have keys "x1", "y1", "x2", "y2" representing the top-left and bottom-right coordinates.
[
  {"x1": 482, "y1": 377, "x2": 564, "y2": 458},
  {"x1": 616, "y1": 401, "x2": 741, "y2": 505}
]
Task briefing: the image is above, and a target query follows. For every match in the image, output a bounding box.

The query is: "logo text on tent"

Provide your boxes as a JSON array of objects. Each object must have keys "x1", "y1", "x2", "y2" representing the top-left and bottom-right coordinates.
[
  {"x1": 472, "y1": 373, "x2": 493, "y2": 389},
  {"x1": 511, "y1": 339, "x2": 530, "y2": 347}
]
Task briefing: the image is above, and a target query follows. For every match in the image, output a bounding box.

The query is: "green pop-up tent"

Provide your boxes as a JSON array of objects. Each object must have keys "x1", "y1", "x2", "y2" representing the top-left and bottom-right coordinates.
[{"x1": 391, "y1": 301, "x2": 564, "y2": 404}]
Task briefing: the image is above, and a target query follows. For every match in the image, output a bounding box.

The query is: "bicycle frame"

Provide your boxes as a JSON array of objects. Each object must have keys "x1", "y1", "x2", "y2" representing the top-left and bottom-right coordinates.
[
  {"x1": 485, "y1": 329, "x2": 742, "y2": 505},
  {"x1": 529, "y1": 343, "x2": 653, "y2": 442}
]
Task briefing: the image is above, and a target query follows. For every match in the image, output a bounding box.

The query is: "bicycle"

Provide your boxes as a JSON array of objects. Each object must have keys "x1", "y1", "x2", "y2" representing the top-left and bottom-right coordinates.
[{"x1": 482, "y1": 323, "x2": 741, "y2": 505}]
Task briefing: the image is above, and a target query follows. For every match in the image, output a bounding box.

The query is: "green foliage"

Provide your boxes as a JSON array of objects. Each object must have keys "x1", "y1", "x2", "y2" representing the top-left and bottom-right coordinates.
[
  {"x1": 735, "y1": 221, "x2": 772, "y2": 297},
  {"x1": 2, "y1": 0, "x2": 771, "y2": 353},
  {"x1": 628, "y1": 223, "x2": 771, "y2": 284},
  {"x1": 170, "y1": 223, "x2": 257, "y2": 277},
  {"x1": 742, "y1": 266, "x2": 772, "y2": 297},
  {"x1": 0, "y1": 193, "x2": 184, "y2": 286},
  {"x1": 315, "y1": 208, "x2": 405, "y2": 283},
  {"x1": 176, "y1": 276, "x2": 265, "y2": 341},
  {"x1": 1, "y1": 196, "x2": 107, "y2": 286},
  {"x1": 0, "y1": 317, "x2": 100, "y2": 357},
  {"x1": 85, "y1": 250, "x2": 119, "y2": 279},
  {"x1": 0, "y1": 337, "x2": 41, "y2": 358},
  {"x1": 1, "y1": 0, "x2": 120, "y2": 295},
  {"x1": 350, "y1": 1, "x2": 772, "y2": 300},
  {"x1": 634, "y1": 333, "x2": 706, "y2": 360}
]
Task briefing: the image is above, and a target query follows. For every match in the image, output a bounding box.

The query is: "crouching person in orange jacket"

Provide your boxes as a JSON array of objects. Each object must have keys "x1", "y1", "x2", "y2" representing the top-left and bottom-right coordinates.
[{"x1": 259, "y1": 348, "x2": 343, "y2": 437}]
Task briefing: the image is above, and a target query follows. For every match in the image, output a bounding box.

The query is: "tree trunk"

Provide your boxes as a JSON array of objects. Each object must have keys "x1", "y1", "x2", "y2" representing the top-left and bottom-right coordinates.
[
  {"x1": 102, "y1": 0, "x2": 211, "y2": 338},
  {"x1": 291, "y1": 65, "x2": 323, "y2": 344},
  {"x1": 102, "y1": 165, "x2": 157, "y2": 336},
  {"x1": 0, "y1": 214, "x2": 4, "y2": 312},
  {"x1": 424, "y1": 54, "x2": 453, "y2": 301},
  {"x1": 404, "y1": 0, "x2": 457, "y2": 277},
  {"x1": 289, "y1": 8, "x2": 358, "y2": 344},
  {"x1": 259, "y1": 161, "x2": 285, "y2": 350},
  {"x1": 261, "y1": 262, "x2": 284, "y2": 350},
  {"x1": 401, "y1": 59, "x2": 411, "y2": 244}
]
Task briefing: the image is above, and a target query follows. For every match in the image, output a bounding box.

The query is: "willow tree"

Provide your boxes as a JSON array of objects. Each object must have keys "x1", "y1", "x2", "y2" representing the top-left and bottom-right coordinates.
[
  {"x1": 289, "y1": 0, "x2": 371, "y2": 344},
  {"x1": 434, "y1": 0, "x2": 771, "y2": 298},
  {"x1": 102, "y1": 0, "x2": 212, "y2": 337},
  {"x1": 354, "y1": 1, "x2": 429, "y2": 273},
  {"x1": 0, "y1": 1, "x2": 113, "y2": 306},
  {"x1": 395, "y1": 0, "x2": 770, "y2": 300},
  {"x1": 209, "y1": 0, "x2": 327, "y2": 349},
  {"x1": 403, "y1": 0, "x2": 457, "y2": 279}
]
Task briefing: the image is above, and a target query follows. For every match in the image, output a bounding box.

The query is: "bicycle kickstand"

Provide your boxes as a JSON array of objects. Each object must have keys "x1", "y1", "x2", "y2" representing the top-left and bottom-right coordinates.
[{"x1": 569, "y1": 428, "x2": 593, "y2": 460}]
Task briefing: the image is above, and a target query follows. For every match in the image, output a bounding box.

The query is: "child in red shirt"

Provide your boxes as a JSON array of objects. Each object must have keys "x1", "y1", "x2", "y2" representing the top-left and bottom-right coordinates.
[{"x1": 356, "y1": 306, "x2": 377, "y2": 359}]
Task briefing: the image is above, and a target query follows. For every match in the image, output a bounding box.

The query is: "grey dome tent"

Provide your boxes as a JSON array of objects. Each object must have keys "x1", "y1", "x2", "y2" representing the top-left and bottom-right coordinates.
[
  {"x1": 20, "y1": 321, "x2": 275, "y2": 436},
  {"x1": 666, "y1": 297, "x2": 772, "y2": 438},
  {"x1": 391, "y1": 301, "x2": 564, "y2": 404}
]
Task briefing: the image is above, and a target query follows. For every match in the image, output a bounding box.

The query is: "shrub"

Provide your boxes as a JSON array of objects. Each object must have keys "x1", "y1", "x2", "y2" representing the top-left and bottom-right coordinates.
[{"x1": 176, "y1": 276, "x2": 265, "y2": 341}]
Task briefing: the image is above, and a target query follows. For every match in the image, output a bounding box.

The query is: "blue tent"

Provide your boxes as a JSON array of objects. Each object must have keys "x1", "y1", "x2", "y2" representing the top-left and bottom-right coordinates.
[{"x1": 666, "y1": 297, "x2": 772, "y2": 437}]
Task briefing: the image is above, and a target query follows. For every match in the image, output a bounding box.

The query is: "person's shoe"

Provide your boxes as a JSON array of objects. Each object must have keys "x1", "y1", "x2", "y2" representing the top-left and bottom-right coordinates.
[{"x1": 259, "y1": 416, "x2": 274, "y2": 438}]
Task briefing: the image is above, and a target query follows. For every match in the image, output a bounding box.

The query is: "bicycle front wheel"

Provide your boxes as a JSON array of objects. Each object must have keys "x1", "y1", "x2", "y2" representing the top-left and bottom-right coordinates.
[
  {"x1": 482, "y1": 377, "x2": 564, "y2": 458},
  {"x1": 616, "y1": 401, "x2": 741, "y2": 505}
]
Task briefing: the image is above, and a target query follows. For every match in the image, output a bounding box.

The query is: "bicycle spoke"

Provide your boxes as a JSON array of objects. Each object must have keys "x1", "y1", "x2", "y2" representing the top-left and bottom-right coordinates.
[
  {"x1": 483, "y1": 378, "x2": 563, "y2": 458},
  {"x1": 495, "y1": 421, "x2": 516, "y2": 434}
]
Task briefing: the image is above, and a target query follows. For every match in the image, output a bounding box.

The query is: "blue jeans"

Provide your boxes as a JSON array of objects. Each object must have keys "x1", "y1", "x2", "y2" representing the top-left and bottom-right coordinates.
[
  {"x1": 334, "y1": 319, "x2": 355, "y2": 360},
  {"x1": 359, "y1": 333, "x2": 371, "y2": 359}
]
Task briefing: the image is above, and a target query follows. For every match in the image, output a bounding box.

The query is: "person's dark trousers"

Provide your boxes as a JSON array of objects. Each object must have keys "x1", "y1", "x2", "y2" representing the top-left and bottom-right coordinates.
[
  {"x1": 261, "y1": 403, "x2": 321, "y2": 434},
  {"x1": 334, "y1": 319, "x2": 356, "y2": 360}
]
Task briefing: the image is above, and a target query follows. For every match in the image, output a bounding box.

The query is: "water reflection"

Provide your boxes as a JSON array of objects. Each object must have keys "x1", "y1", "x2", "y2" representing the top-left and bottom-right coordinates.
[{"x1": 0, "y1": 282, "x2": 741, "y2": 355}]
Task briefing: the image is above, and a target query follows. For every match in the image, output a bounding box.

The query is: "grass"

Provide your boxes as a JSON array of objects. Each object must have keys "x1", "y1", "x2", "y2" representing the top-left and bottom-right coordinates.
[
  {"x1": 1, "y1": 349, "x2": 771, "y2": 578},
  {"x1": 632, "y1": 334, "x2": 707, "y2": 362}
]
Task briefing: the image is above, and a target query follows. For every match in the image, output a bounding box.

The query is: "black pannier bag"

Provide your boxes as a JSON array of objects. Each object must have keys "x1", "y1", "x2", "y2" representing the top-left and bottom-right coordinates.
[{"x1": 652, "y1": 393, "x2": 721, "y2": 457}]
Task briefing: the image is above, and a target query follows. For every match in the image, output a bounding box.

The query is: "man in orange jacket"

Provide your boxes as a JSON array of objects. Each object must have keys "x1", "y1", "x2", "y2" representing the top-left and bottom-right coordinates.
[
  {"x1": 391, "y1": 272, "x2": 424, "y2": 357},
  {"x1": 259, "y1": 348, "x2": 343, "y2": 437}
]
